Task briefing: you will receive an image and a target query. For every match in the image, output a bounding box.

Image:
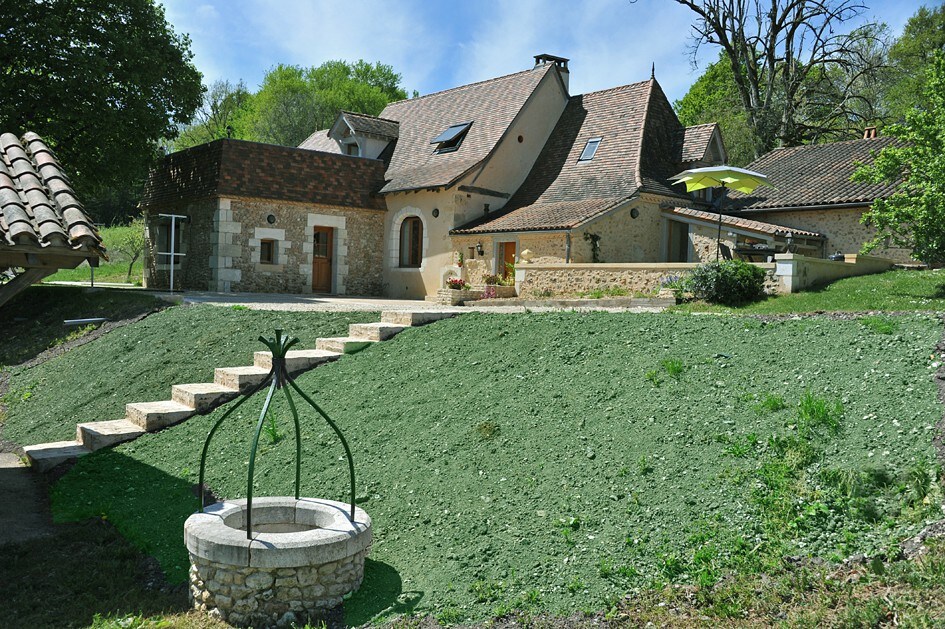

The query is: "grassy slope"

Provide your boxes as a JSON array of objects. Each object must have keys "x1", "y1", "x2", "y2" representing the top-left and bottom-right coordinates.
[
  {"x1": 51, "y1": 311, "x2": 944, "y2": 623},
  {"x1": 674, "y1": 268, "x2": 945, "y2": 314},
  {"x1": 2, "y1": 306, "x2": 375, "y2": 445},
  {"x1": 0, "y1": 286, "x2": 161, "y2": 368}
]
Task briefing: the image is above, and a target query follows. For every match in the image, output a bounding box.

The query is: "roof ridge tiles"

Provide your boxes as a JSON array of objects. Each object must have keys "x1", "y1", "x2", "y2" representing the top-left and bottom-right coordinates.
[
  {"x1": 575, "y1": 78, "x2": 654, "y2": 99},
  {"x1": 384, "y1": 64, "x2": 550, "y2": 107},
  {"x1": 339, "y1": 110, "x2": 401, "y2": 124}
]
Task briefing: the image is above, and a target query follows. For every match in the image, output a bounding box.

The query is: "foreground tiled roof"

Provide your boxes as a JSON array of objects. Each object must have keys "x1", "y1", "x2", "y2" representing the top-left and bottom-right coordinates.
[
  {"x1": 677, "y1": 123, "x2": 719, "y2": 163},
  {"x1": 453, "y1": 79, "x2": 689, "y2": 234},
  {"x1": 0, "y1": 132, "x2": 103, "y2": 253},
  {"x1": 142, "y1": 139, "x2": 387, "y2": 211},
  {"x1": 727, "y1": 136, "x2": 900, "y2": 211},
  {"x1": 378, "y1": 63, "x2": 557, "y2": 194},
  {"x1": 665, "y1": 207, "x2": 824, "y2": 238}
]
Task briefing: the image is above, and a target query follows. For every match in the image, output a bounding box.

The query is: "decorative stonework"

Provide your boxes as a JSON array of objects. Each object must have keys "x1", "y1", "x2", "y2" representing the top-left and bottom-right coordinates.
[
  {"x1": 389, "y1": 207, "x2": 428, "y2": 272},
  {"x1": 185, "y1": 497, "x2": 372, "y2": 628},
  {"x1": 211, "y1": 198, "x2": 242, "y2": 292},
  {"x1": 434, "y1": 288, "x2": 483, "y2": 305}
]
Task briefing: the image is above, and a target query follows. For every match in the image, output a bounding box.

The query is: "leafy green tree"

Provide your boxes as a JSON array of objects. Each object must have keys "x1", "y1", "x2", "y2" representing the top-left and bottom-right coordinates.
[
  {"x1": 245, "y1": 60, "x2": 409, "y2": 147},
  {"x1": 173, "y1": 80, "x2": 253, "y2": 150},
  {"x1": 674, "y1": 53, "x2": 758, "y2": 166},
  {"x1": 885, "y1": 5, "x2": 945, "y2": 122},
  {"x1": 853, "y1": 52, "x2": 945, "y2": 263},
  {"x1": 0, "y1": 0, "x2": 203, "y2": 198}
]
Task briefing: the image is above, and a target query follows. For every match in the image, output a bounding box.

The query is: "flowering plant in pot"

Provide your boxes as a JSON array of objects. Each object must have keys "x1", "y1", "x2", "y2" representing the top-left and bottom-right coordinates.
[{"x1": 446, "y1": 277, "x2": 471, "y2": 290}]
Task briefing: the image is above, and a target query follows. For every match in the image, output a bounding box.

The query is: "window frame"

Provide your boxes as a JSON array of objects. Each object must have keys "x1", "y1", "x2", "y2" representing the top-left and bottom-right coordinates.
[
  {"x1": 578, "y1": 137, "x2": 602, "y2": 162},
  {"x1": 431, "y1": 121, "x2": 472, "y2": 154},
  {"x1": 398, "y1": 217, "x2": 423, "y2": 268},
  {"x1": 259, "y1": 238, "x2": 277, "y2": 265}
]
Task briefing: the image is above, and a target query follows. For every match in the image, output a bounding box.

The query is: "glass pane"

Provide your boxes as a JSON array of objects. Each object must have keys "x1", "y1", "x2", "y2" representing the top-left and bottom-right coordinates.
[
  {"x1": 430, "y1": 122, "x2": 472, "y2": 144},
  {"x1": 579, "y1": 138, "x2": 601, "y2": 161}
]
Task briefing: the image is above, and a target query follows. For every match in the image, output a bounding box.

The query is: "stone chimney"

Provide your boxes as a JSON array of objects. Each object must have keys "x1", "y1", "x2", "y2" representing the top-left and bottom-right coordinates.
[
  {"x1": 534, "y1": 53, "x2": 570, "y2": 93},
  {"x1": 863, "y1": 126, "x2": 878, "y2": 139}
]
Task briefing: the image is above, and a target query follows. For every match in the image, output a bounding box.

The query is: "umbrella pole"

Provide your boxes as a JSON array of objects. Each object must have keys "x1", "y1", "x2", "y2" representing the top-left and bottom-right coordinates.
[{"x1": 715, "y1": 184, "x2": 727, "y2": 263}]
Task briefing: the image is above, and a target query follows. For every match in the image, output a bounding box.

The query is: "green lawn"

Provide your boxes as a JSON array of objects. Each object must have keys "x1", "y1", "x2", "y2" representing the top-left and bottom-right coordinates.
[
  {"x1": 43, "y1": 311, "x2": 944, "y2": 623},
  {"x1": 2, "y1": 306, "x2": 375, "y2": 445},
  {"x1": 44, "y1": 223, "x2": 144, "y2": 285},
  {"x1": 674, "y1": 268, "x2": 945, "y2": 313}
]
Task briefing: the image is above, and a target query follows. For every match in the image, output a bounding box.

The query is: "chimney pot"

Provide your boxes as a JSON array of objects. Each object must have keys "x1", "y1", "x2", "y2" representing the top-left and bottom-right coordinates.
[{"x1": 863, "y1": 126, "x2": 878, "y2": 139}]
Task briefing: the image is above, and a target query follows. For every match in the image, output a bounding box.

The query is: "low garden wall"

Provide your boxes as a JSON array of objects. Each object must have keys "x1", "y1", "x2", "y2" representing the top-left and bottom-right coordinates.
[
  {"x1": 774, "y1": 254, "x2": 895, "y2": 293},
  {"x1": 516, "y1": 262, "x2": 777, "y2": 298}
]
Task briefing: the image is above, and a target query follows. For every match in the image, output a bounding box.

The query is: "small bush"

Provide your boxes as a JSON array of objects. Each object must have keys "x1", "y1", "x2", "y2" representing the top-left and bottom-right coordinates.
[{"x1": 687, "y1": 260, "x2": 766, "y2": 305}]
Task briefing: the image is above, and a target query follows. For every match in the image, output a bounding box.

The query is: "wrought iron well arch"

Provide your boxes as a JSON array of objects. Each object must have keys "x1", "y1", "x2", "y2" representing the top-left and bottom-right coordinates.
[{"x1": 197, "y1": 330, "x2": 356, "y2": 538}]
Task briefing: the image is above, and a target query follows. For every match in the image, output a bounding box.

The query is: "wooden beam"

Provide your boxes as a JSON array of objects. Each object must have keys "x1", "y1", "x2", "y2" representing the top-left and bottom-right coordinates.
[
  {"x1": 457, "y1": 185, "x2": 511, "y2": 199},
  {"x1": 0, "y1": 268, "x2": 55, "y2": 309}
]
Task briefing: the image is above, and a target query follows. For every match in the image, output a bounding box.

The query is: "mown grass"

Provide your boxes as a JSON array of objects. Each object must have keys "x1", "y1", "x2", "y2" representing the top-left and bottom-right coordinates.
[
  {"x1": 45, "y1": 311, "x2": 944, "y2": 623},
  {"x1": 672, "y1": 268, "x2": 945, "y2": 313},
  {"x1": 1, "y1": 306, "x2": 375, "y2": 445},
  {"x1": 44, "y1": 223, "x2": 144, "y2": 285}
]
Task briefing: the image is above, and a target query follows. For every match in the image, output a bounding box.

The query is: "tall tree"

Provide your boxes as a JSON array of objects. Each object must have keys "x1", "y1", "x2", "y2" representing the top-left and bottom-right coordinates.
[
  {"x1": 0, "y1": 0, "x2": 203, "y2": 199},
  {"x1": 246, "y1": 60, "x2": 409, "y2": 148},
  {"x1": 672, "y1": 0, "x2": 887, "y2": 157},
  {"x1": 885, "y1": 4, "x2": 945, "y2": 122},
  {"x1": 173, "y1": 80, "x2": 253, "y2": 150},
  {"x1": 853, "y1": 52, "x2": 945, "y2": 263}
]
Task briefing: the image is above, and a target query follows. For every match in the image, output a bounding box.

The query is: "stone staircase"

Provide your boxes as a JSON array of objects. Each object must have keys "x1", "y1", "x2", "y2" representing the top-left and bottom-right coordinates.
[{"x1": 21, "y1": 310, "x2": 458, "y2": 471}]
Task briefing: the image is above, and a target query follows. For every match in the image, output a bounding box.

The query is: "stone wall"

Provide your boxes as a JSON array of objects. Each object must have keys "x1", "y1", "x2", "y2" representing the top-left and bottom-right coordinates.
[
  {"x1": 745, "y1": 207, "x2": 913, "y2": 263},
  {"x1": 689, "y1": 222, "x2": 737, "y2": 263},
  {"x1": 517, "y1": 262, "x2": 778, "y2": 297},
  {"x1": 143, "y1": 198, "x2": 217, "y2": 291},
  {"x1": 774, "y1": 253, "x2": 895, "y2": 292},
  {"x1": 145, "y1": 196, "x2": 385, "y2": 295},
  {"x1": 188, "y1": 548, "x2": 368, "y2": 628},
  {"x1": 574, "y1": 201, "x2": 663, "y2": 262}
]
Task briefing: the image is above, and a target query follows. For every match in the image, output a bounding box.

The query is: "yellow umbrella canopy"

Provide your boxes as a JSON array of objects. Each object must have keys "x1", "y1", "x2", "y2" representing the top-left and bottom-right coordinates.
[{"x1": 669, "y1": 165, "x2": 773, "y2": 194}]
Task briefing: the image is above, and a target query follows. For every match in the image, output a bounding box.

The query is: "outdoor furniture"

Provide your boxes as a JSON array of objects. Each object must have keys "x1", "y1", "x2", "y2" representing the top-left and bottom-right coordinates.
[{"x1": 734, "y1": 243, "x2": 778, "y2": 262}]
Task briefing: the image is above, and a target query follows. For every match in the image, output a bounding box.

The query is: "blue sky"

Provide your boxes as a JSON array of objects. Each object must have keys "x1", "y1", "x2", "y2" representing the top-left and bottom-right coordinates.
[{"x1": 161, "y1": 0, "x2": 929, "y2": 104}]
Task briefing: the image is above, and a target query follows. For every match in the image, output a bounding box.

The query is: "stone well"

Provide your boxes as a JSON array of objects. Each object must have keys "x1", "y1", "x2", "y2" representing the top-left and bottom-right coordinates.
[{"x1": 184, "y1": 496, "x2": 372, "y2": 628}]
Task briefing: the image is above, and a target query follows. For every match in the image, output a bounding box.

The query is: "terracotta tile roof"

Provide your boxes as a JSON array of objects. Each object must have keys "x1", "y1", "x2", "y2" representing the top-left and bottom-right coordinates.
[
  {"x1": 677, "y1": 123, "x2": 719, "y2": 163},
  {"x1": 665, "y1": 207, "x2": 824, "y2": 238},
  {"x1": 142, "y1": 139, "x2": 387, "y2": 211},
  {"x1": 377, "y1": 63, "x2": 557, "y2": 193},
  {"x1": 453, "y1": 79, "x2": 689, "y2": 234},
  {"x1": 339, "y1": 111, "x2": 399, "y2": 139},
  {"x1": 298, "y1": 129, "x2": 340, "y2": 153},
  {"x1": 727, "y1": 136, "x2": 900, "y2": 211},
  {"x1": 0, "y1": 132, "x2": 103, "y2": 253}
]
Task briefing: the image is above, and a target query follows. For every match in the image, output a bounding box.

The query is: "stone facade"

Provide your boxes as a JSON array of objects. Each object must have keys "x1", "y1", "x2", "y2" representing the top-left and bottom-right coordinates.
[
  {"x1": 744, "y1": 207, "x2": 912, "y2": 263},
  {"x1": 573, "y1": 201, "x2": 663, "y2": 263},
  {"x1": 188, "y1": 548, "x2": 368, "y2": 627},
  {"x1": 689, "y1": 222, "x2": 737, "y2": 263},
  {"x1": 517, "y1": 262, "x2": 777, "y2": 297},
  {"x1": 144, "y1": 197, "x2": 385, "y2": 295}
]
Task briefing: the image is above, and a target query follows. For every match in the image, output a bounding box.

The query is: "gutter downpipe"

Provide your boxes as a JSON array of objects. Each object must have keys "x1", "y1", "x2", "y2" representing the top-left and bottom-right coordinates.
[{"x1": 566, "y1": 231, "x2": 572, "y2": 263}]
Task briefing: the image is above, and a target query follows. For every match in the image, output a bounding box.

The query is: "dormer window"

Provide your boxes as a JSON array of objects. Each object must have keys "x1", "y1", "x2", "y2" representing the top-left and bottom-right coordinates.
[
  {"x1": 431, "y1": 121, "x2": 472, "y2": 153},
  {"x1": 579, "y1": 137, "x2": 602, "y2": 161}
]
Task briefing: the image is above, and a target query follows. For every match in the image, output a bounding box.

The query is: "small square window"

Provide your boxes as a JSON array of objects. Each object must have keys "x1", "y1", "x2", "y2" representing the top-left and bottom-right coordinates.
[
  {"x1": 345, "y1": 143, "x2": 360, "y2": 156},
  {"x1": 578, "y1": 137, "x2": 602, "y2": 161},
  {"x1": 260, "y1": 239, "x2": 277, "y2": 265}
]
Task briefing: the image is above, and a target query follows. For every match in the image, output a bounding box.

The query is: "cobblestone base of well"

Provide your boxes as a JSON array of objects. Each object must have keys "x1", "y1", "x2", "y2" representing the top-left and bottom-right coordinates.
[{"x1": 188, "y1": 549, "x2": 368, "y2": 628}]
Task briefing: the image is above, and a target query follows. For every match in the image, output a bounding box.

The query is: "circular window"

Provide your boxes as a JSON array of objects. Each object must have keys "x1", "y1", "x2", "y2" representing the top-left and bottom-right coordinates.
[
  {"x1": 266, "y1": 214, "x2": 276, "y2": 224},
  {"x1": 630, "y1": 208, "x2": 640, "y2": 219},
  {"x1": 518, "y1": 135, "x2": 524, "y2": 143},
  {"x1": 432, "y1": 208, "x2": 440, "y2": 218}
]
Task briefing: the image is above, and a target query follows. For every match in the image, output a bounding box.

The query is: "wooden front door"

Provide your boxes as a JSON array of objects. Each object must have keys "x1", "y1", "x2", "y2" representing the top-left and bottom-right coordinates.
[
  {"x1": 312, "y1": 226, "x2": 333, "y2": 293},
  {"x1": 500, "y1": 241, "x2": 516, "y2": 278}
]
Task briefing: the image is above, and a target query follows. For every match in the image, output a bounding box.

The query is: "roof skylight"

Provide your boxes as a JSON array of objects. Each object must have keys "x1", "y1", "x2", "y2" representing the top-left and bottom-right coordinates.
[
  {"x1": 579, "y1": 137, "x2": 602, "y2": 161},
  {"x1": 431, "y1": 121, "x2": 472, "y2": 153}
]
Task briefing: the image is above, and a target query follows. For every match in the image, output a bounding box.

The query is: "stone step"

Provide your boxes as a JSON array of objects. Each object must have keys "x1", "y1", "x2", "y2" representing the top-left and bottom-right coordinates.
[
  {"x1": 315, "y1": 336, "x2": 377, "y2": 354},
  {"x1": 76, "y1": 419, "x2": 145, "y2": 451},
  {"x1": 22, "y1": 441, "x2": 91, "y2": 472},
  {"x1": 125, "y1": 400, "x2": 196, "y2": 431},
  {"x1": 214, "y1": 366, "x2": 271, "y2": 393},
  {"x1": 348, "y1": 322, "x2": 407, "y2": 341},
  {"x1": 253, "y1": 349, "x2": 341, "y2": 372},
  {"x1": 171, "y1": 382, "x2": 239, "y2": 412},
  {"x1": 380, "y1": 310, "x2": 457, "y2": 327}
]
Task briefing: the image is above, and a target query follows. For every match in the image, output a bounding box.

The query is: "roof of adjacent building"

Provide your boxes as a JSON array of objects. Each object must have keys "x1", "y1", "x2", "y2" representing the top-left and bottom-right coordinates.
[
  {"x1": 664, "y1": 207, "x2": 824, "y2": 238},
  {"x1": 677, "y1": 123, "x2": 720, "y2": 163},
  {"x1": 377, "y1": 63, "x2": 559, "y2": 194},
  {"x1": 338, "y1": 111, "x2": 400, "y2": 139},
  {"x1": 453, "y1": 79, "x2": 690, "y2": 234},
  {"x1": 726, "y1": 136, "x2": 900, "y2": 211},
  {"x1": 142, "y1": 139, "x2": 387, "y2": 211},
  {"x1": 0, "y1": 132, "x2": 103, "y2": 254},
  {"x1": 298, "y1": 128, "x2": 339, "y2": 153}
]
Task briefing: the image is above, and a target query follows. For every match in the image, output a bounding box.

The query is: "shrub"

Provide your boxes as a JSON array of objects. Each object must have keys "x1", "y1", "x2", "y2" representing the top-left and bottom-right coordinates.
[
  {"x1": 483, "y1": 274, "x2": 501, "y2": 285},
  {"x1": 687, "y1": 260, "x2": 766, "y2": 305}
]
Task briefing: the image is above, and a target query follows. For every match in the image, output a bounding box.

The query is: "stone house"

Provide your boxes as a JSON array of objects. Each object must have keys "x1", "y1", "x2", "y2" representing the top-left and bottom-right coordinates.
[
  {"x1": 724, "y1": 133, "x2": 909, "y2": 263},
  {"x1": 142, "y1": 54, "x2": 906, "y2": 298}
]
